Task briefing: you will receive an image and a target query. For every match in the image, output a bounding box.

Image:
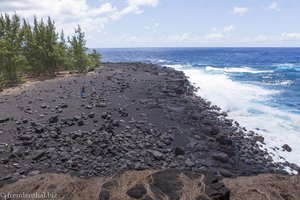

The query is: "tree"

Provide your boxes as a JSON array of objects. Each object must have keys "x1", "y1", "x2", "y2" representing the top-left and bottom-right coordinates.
[
  {"x1": 22, "y1": 18, "x2": 38, "y2": 74},
  {"x1": 68, "y1": 25, "x2": 88, "y2": 72},
  {"x1": 22, "y1": 16, "x2": 64, "y2": 76},
  {"x1": 0, "y1": 13, "x2": 24, "y2": 85},
  {"x1": 88, "y1": 49, "x2": 102, "y2": 70},
  {"x1": 0, "y1": 16, "x2": 5, "y2": 86},
  {"x1": 0, "y1": 12, "x2": 102, "y2": 88},
  {"x1": 55, "y1": 30, "x2": 71, "y2": 70}
]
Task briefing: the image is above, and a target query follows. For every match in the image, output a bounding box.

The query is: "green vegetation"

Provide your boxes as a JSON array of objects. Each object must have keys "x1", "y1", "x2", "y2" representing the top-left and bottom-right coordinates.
[{"x1": 0, "y1": 13, "x2": 101, "y2": 89}]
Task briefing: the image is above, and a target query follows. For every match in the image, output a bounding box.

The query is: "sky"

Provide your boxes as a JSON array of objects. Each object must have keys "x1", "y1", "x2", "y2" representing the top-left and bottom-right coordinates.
[{"x1": 1, "y1": 0, "x2": 300, "y2": 48}]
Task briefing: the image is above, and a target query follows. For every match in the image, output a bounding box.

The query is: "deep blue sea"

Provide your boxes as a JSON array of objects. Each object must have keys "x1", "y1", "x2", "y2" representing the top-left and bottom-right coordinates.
[{"x1": 97, "y1": 47, "x2": 300, "y2": 167}]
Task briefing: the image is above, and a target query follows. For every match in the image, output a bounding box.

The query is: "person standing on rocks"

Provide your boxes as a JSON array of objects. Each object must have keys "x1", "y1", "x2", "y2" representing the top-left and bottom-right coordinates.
[{"x1": 80, "y1": 85, "x2": 86, "y2": 98}]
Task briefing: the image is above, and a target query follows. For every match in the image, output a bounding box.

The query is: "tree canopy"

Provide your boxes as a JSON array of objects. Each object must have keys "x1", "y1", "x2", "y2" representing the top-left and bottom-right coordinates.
[{"x1": 0, "y1": 13, "x2": 101, "y2": 88}]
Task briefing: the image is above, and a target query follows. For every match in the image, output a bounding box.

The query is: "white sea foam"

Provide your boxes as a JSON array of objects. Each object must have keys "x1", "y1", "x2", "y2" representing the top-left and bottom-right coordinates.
[
  {"x1": 264, "y1": 80, "x2": 294, "y2": 86},
  {"x1": 277, "y1": 80, "x2": 294, "y2": 86},
  {"x1": 167, "y1": 64, "x2": 300, "y2": 169},
  {"x1": 157, "y1": 59, "x2": 167, "y2": 63},
  {"x1": 164, "y1": 64, "x2": 185, "y2": 69},
  {"x1": 274, "y1": 63, "x2": 300, "y2": 71},
  {"x1": 205, "y1": 66, "x2": 273, "y2": 74},
  {"x1": 275, "y1": 63, "x2": 295, "y2": 67}
]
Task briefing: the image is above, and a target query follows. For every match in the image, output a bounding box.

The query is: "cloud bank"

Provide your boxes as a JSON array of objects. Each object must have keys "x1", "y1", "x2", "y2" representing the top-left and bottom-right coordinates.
[{"x1": 0, "y1": 0, "x2": 159, "y2": 36}]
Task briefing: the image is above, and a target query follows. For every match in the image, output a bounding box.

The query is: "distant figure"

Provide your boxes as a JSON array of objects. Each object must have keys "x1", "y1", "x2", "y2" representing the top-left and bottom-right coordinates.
[
  {"x1": 80, "y1": 85, "x2": 85, "y2": 98},
  {"x1": 184, "y1": 82, "x2": 190, "y2": 92}
]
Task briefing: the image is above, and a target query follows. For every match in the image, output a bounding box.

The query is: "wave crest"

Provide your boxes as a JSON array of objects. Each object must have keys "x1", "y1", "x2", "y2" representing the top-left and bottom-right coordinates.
[{"x1": 205, "y1": 66, "x2": 273, "y2": 74}]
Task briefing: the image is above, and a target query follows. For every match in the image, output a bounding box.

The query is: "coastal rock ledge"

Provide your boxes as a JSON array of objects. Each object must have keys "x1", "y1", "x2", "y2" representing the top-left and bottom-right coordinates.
[{"x1": 0, "y1": 169, "x2": 299, "y2": 200}]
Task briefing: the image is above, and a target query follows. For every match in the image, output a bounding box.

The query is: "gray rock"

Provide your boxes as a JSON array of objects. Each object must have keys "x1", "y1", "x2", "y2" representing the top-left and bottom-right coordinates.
[
  {"x1": 185, "y1": 158, "x2": 195, "y2": 167},
  {"x1": 150, "y1": 150, "x2": 163, "y2": 160},
  {"x1": 56, "y1": 109, "x2": 63, "y2": 113},
  {"x1": 112, "y1": 120, "x2": 120, "y2": 127},
  {"x1": 78, "y1": 120, "x2": 84, "y2": 126},
  {"x1": 86, "y1": 105, "x2": 93, "y2": 109},
  {"x1": 119, "y1": 108, "x2": 128, "y2": 117},
  {"x1": 86, "y1": 139, "x2": 93, "y2": 146},
  {"x1": 19, "y1": 134, "x2": 33, "y2": 141},
  {"x1": 290, "y1": 163, "x2": 299, "y2": 172},
  {"x1": 1, "y1": 172, "x2": 21, "y2": 181},
  {"x1": 32, "y1": 150, "x2": 45, "y2": 160},
  {"x1": 0, "y1": 117, "x2": 10, "y2": 123},
  {"x1": 126, "y1": 184, "x2": 147, "y2": 199},
  {"x1": 219, "y1": 169, "x2": 234, "y2": 177},
  {"x1": 88, "y1": 112, "x2": 95, "y2": 118},
  {"x1": 35, "y1": 127, "x2": 44, "y2": 134},
  {"x1": 49, "y1": 115, "x2": 59, "y2": 123},
  {"x1": 98, "y1": 190, "x2": 110, "y2": 200},
  {"x1": 101, "y1": 112, "x2": 108, "y2": 119},
  {"x1": 282, "y1": 144, "x2": 292, "y2": 152},
  {"x1": 74, "y1": 116, "x2": 82, "y2": 121},
  {"x1": 174, "y1": 147, "x2": 185, "y2": 156},
  {"x1": 99, "y1": 103, "x2": 107, "y2": 107},
  {"x1": 11, "y1": 146, "x2": 25, "y2": 158},
  {"x1": 168, "y1": 106, "x2": 185, "y2": 113},
  {"x1": 72, "y1": 131, "x2": 82, "y2": 139},
  {"x1": 50, "y1": 131, "x2": 59, "y2": 139},
  {"x1": 212, "y1": 152, "x2": 229, "y2": 163},
  {"x1": 254, "y1": 135, "x2": 264, "y2": 143},
  {"x1": 216, "y1": 135, "x2": 233, "y2": 146},
  {"x1": 28, "y1": 170, "x2": 40, "y2": 176},
  {"x1": 61, "y1": 103, "x2": 68, "y2": 108},
  {"x1": 157, "y1": 141, "x2": 164, "y2": 148}
]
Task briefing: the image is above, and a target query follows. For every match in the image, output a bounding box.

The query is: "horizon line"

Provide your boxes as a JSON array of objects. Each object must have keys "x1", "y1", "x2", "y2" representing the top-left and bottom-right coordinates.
[{"x1": 90, "y1": 46, "x2": 300, "y2": 49}]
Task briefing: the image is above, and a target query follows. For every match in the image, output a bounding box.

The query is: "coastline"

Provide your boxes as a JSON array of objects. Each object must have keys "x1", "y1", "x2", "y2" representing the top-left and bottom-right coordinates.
[
  {"x1": 100, "y1": 47, "x2": 300, "y2": 168},
  {"x1": 0, "y1": 62, "x2": 299, "y2": 198},
  {"x1": 166, "y1": 64, "x2": 300, "y2": 173}
]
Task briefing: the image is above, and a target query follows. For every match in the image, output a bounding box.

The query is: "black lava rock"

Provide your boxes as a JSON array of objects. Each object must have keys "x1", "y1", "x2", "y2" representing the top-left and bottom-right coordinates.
[
  {"x1": 98, "y1": 190, "x2": 110, "y2": 200},
  {"x1": 78, "y1": 120, "x2": 84, "y2": 126},
  {"x1": 126, "y1": 184, "x2": 147, "y2": 199},
  {"x1": 174, "y1": 147, "x2": 185, "y2": 156},
  {"x1": 49, "y1": 116, "x2": 59, "y2": 123}
]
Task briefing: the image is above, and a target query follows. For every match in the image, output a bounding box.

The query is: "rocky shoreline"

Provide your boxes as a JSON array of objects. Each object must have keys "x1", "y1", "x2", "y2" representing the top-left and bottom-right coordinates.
[{"x1": 0, "y1": 62, "x2": 298, "y2": 188}]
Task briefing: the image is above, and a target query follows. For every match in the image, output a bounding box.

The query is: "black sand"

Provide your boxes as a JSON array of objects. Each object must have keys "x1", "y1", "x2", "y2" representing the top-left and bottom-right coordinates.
[{"x1": 0, "y1": 63, "x2": 292, "y2": 186}]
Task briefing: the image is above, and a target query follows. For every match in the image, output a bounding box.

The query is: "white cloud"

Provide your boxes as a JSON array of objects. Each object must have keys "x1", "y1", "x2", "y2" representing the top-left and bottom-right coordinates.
[
  {"x1": 111, "y1": 0, "x2": 159, "y2": 20},
  {"x1": 205, "y1": 33, "x2": 224, "y2": 40},
  {"x1": 103, "y1": 31, "x2": 300, "y2": 47},
  {"x1": 104, "y1": 32, "x2": 231, "y2": 47},
  {"x1": 268, "y1": 2, "x2": 281, "y2": 12},
  {"x1": 223, "y1": 25, "x2": 235, "y2": 32},
  {"x1": 167, "y1": 33, "x2": 190, "y2": 42},
  {"x1": 88, "y1": 3, "x2": 118, "y2": 16},
  {"x1": 241, "y1": 33, "x2": 300, "y2": 44},
  {"x1": 210, "y1": 27, "x2": 217, "y2": 32},
  {"x1": 128, "y1": 0, "x2": 159, "y2": 7},
  {"x1": 281, "y1": 33, "x2": 300, "y2": 41},
  {"x1": 230, "y1": 6, "x2": 248, "y2": 15},
  {"x1": 105, "y1": 31, "x2": 229, "y2": 47},
  {"x1": 165, "y1": 31, "x2": 228, "y2": 43},
  {"x1": 0, "y1": 0, "x2": 159, "y2": 38},
  {"x1": 144, "y1": 22, "x2": 160, "y2": 33},
  {"x1": 254, "y1": 35, "x2": 276, "y2": 42}
]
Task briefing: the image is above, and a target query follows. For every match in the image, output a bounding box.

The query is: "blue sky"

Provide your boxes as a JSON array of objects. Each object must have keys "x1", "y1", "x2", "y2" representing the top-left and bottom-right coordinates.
[{"x1": 1, "y1": 0, "x2": 300, "y2": 47}]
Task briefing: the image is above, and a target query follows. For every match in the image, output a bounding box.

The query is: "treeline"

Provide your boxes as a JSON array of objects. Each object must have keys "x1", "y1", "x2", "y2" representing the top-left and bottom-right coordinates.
[{"x1": 0, "y1": 13, "x2": 101, "y2": 87}]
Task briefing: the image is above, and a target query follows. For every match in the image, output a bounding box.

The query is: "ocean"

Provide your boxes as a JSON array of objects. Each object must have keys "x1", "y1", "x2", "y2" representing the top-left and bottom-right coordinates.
[{"x1": 97, "y1": 47, "x2": 300, "y2": 167}]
